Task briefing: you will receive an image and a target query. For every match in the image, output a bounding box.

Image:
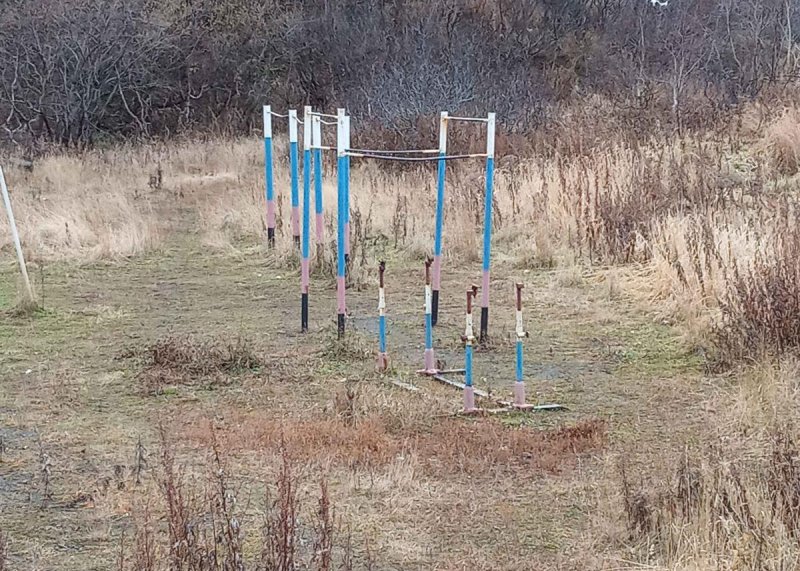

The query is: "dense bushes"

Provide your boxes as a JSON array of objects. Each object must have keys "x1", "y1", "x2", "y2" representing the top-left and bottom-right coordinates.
[{"x1": 2, "y1": 0, "x2": 800, "y2": 150}]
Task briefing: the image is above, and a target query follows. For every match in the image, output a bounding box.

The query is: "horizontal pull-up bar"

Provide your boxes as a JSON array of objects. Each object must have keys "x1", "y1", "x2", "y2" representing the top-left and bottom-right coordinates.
[
  {"x1": 270, "y1": 111, "x2": 289, "y2": 118},
  {"x1": 348, "y1": 148, "x2": 440, "y2": 155},
  {"x1": 447, "y1": 116, "x2": 490, "y2": 123},
  {"x1": 310, "y1": 111, "x2": 340, "y2": 119},
  {"x1": 311, "y1": 145, "x2": 335, "y2": 151},
  {"x1": 346, "y1": 152, "x2": 488, "y2": 161}
]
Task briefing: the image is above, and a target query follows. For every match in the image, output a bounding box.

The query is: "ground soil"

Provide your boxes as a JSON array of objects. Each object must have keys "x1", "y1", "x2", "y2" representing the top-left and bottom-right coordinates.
[{"x1": 0, "y1": 198, "x2": 709, "y2": 570}]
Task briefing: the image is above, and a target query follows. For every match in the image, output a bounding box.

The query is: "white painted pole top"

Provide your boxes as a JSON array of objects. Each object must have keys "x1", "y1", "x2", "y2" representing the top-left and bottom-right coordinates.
[
  {"x1": 486, "y1": 113, "x2": 496, "y2": 158},
  {"x1": 439, "y1": 111, "x2": 448, "y2": 153},
  {"x1": 303, "y1": 106, "x2": 312, "y2": 150},
  {"x1": 288, "y1": 109, "x2": 298, "y2": 143},
  {"x1": 263, "y1": 105, "x2": 272, "y2": 138},
  {"x1": 312, "y1": 115, "x2": 322, "y2": 148},
  {"x1": 337, "y1": 109, "x2": 346, "y2": 157}
]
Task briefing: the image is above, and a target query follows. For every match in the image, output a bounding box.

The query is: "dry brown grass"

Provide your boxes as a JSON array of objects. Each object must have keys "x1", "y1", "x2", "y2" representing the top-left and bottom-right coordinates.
[
  {"x1": 177, "y1": 403, "x2": 606, "y2": 480},
  {"x1": 588, "y1": 358, "x2": 800, "y2": 570},
  {"x1": 0, "y1": 150, "x2": 161, "y2": 262},
  {"x1": 133, "y1": 334, "x2": 263, "y2": 395}
]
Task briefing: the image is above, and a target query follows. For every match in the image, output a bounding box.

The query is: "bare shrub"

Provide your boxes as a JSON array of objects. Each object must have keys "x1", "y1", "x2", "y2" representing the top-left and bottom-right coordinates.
[
  {"x1": 714, "y1": 214, "x2": 800, "y2": 365},
  {"x1": 616, "y1": 428, "x2": 800, "y2": 569},
  {"x1": 761, "y1": 108, "x2": 800, "y2": 175},
  {"x1": 137, "y1": 334, "x2": 262, "y2": 394}
]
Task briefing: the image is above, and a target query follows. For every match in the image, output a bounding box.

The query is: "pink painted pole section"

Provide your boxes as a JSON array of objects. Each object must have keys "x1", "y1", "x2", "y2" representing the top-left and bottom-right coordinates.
[
  {"x1": 432, "y1": 254, "x2": 442, "y2": 293},
  {"x1": 337, "y1": 276, "x2": 346, "y2": 314},
  {"x1": 514, "y1": 382, "x2": 526, "y2": 407},
  {"x1": 267, "y1": 202, "x2": 276, "y2": 231},
  {"x1": 292, "y1": 207, "x2": 300, "y2": 239},
  {"x1": 464, "y1": 386, "x2": 476, "y2": 412},
  {"x1": 481, "y1": 270, "x2": 490, "y2": 307},
  {"x1": 316, "y1": 213, "x2": 324, "y2": 244},
  {"x1": 301, "y1": 259, "x2": 310, "y2": 294}
]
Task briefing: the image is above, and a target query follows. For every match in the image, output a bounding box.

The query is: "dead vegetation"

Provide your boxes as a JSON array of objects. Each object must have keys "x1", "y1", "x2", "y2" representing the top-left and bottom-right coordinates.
[
  {"x1": 136, "y1": 335, "x2": 262, "y2": 395},
  {"x1": 119, "y1": 426, "x2": 358, "y2": 571},
  {"x1": 179, "y1": 402, "x2": 606, "y2": 480},
  {"x1": 615, "y1": 429, "x2": 800, "y2": 570}
]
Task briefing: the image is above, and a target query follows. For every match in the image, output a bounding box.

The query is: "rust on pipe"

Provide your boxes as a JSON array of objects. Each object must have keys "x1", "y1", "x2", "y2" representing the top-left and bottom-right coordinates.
[
  {"x1": 379, "y1": 260, "x2": 386, "y2": 288},
  {"x1": 516, "y1": 282, "x2": 524, "y2": 311},
  {"x1": 424, "y1": 257, "x2": 432, "y2": 286}
]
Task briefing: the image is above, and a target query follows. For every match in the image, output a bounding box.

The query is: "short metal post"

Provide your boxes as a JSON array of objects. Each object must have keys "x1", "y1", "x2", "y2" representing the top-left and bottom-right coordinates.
[
  {"x1": 423, "y1": 258, "x2": 436, "y2": 373},
  {"x1": 377, "y1": 261, "x2": 389, "y2": 371},
  {"x1": 464, "y1": 286, "x2": 478, "y2": 412},
  {"x1": 301, "y1": 106, "x2": 312, "y2": 333},
  {"x1": 263, "y1": 106, "x2": 276, "y2": 247},
  {"x1": 432, "y1": 111, "x2": 448, "y2": 327},
  {"x1": 479, "y1": 112, "x2": 496, "y2": 343},
  {"x1": 288, "y1": 109, "x2": 301, "y2": 248},
  {"x1": 514, "y1": 282, "x2": 529, "y2": 407}
]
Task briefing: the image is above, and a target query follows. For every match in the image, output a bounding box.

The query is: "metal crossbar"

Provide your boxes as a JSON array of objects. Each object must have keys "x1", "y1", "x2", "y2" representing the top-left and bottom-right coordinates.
[
  {"x1": 346, "y1": 151, "x2": 488, "y2": 162},
  {"x1": 447, "y1": 115, "x2": 489, "y2": 123},
  {"x1": 347, "y1": 148, "x2": 440, "y2": 155},
  {"x1": 270, "y1": 111, "x2": 289, "y2": 118},
  {"x1": 310, "y1": 111, "x2": 339, "y2": 119}
]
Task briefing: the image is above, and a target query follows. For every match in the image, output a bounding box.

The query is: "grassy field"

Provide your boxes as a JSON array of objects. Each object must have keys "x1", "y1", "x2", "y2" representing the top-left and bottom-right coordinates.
[{"x1": 2, "y1": 117, "x2": 800, "y2": 569}]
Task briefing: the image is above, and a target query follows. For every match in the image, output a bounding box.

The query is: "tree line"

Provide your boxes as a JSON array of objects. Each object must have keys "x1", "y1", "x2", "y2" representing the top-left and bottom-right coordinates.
[{"x1": 1, "y1": 0, "x2": 799, "y2": 150}]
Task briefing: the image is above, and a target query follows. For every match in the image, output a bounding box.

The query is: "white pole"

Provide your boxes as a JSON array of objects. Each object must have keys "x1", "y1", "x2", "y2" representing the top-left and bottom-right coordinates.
[{"x1": 0, "y1": 166, "x2": 34, "y2": 303}]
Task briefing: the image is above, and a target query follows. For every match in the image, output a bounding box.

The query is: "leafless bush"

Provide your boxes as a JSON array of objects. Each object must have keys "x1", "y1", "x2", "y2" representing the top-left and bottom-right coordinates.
[
  {"x1": 618, "y1": 427, "x2": 800, "y2": 569},
  {"x1": 137, "y1": 335, "x2": 262, "y2": 394},
  {"x1": 714, "y1": 213, "x2": 800, "y2": 365},
  {"x1": 124, "y1": 427, "x2": 354, "y2": 570}
]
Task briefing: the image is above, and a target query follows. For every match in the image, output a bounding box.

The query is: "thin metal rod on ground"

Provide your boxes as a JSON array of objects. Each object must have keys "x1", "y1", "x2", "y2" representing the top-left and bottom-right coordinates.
[{"x1": 0, "y1": 166, "x2": 35, "y2": 304}]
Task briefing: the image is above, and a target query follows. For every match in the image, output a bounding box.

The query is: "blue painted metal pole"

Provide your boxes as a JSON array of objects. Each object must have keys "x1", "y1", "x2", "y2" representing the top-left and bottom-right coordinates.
[
  {"x1": 336, "y1": 109, "x2": 347, "y2": 338},
  {"x1": 263, "y1": 106, "x2": 276, "y2": 248},
  {"x1": 431, "y1": 112, "x2": 448, "y2": 327},
  {"x1": 479, "y1": 113, "x2": 496, "y2": 343},
  {"x1": 288, "y1": 110, "x2": 300, "y2": 248},
  {"x1": 344, "y1": 116, "x2": 352, "y2": 273},
  {"x1": 312, "y1": 116, "x2": 324, "y2": 259},
  {"x1": 377, "y1": 261, "x2": 389, "y2": 371},
  {"x1": 301, "y1": 106, "x2": 312, "y2": 333}
]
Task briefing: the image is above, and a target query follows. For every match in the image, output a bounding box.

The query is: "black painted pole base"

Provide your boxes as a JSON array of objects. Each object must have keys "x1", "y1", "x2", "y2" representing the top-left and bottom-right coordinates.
[
  {"x1": 267, "y1": 228, "x2": 275, "y2": 248},
  {"x1": 431, "y1": 290, "x2": 440, "y2": 327},
  {"x1": 301, "y1": 293, "x2": 309, "y2": 333},
  {"x1": 479, "y1": 307, "x2": 489, "y2": 344},
  {"x1": 293, "y1": 235, "x2": 301, "y2": 248},
  {"x1": 337, "y1": 313, "x2": 345, "y2": 339}
]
